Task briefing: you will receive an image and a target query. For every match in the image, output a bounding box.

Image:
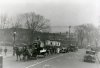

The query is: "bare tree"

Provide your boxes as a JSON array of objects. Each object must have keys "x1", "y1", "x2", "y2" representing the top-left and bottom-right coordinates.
[
  {"x1": 11, "y1": 15, "x2": 22, "y2": 29},
  {"x1": 75, "y1": 24, "x2": 100, "y2": 48},
  {"x1": 0, "y1": 14, "x2": 22, "y2": 29},
  {"x1": 19, "y1": 12, "x2": 50, "y2": 32},
  {"x1": 0, "y1": 14, "x2": 8, "y2": 29},
  {"x1": 15, "y1": 12, "x2": 50, "y2": 43},
  {"x1": 75, "y1": 25, "x2": 85, "y2": 47}
]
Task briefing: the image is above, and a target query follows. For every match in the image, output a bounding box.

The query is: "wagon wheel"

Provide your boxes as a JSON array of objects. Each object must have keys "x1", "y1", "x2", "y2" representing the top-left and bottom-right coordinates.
[
  {"x1": 43, "y1": 54, "x2": 45, "y2": 58},
  {"x1": 41, "y1": 52, "x2": 46, "y2": 58},
  {"x1": 34, "y1": 55, "x2": 38, "y2": 60}
]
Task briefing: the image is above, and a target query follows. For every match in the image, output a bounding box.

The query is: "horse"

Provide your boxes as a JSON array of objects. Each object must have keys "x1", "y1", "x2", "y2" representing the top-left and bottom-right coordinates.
[
  {"x1": 22, "y1": 46, "x2": 37, "y2": 61},
  {"x1": 31, "y1": 47, "x2": 38, "y2": 59},
  {"x1": 14, "y1": 45, "x2": 38, "y2": 61},
  {"x1": 14, "y1": 46, "x2": 23, "y2": 61},
  {"x1": 21, "y1": 46, "x2": 30, "y2": 61}
]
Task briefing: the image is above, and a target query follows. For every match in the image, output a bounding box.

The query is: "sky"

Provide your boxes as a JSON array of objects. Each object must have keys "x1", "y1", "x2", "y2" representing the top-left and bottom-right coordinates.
[{"x1": 0, "y1": 0, "x2": 100, "y2": 32}]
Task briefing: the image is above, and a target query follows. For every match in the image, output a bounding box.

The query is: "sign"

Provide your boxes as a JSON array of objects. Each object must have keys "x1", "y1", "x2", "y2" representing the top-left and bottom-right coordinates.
[
  {"x1": 51, "y1": 41, "x2": 56, "y2": 46},
  {"x1": 58, "y1": 42, "x2": 61, "y2": 46},
  {"x1": 45, "y1": 40, "x2": 51, "y2": 45},
  {"x1": 45, "y1": 40, "x2": 61, "y2": 46}
]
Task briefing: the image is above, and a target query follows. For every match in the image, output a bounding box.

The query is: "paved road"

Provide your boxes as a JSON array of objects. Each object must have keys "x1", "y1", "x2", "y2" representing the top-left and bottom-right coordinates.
[{"x1": 3, "y1": 49, "x2": 100, "y2": 68}]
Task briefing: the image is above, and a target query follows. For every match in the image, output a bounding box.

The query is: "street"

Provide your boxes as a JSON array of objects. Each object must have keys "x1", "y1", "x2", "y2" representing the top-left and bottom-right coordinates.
[
  {"x1": 0, "y1": 0, "x2": 100, "y2": 68},
  {"x1": 3, "y1": 49, "x2": 100, "y2": 68}
]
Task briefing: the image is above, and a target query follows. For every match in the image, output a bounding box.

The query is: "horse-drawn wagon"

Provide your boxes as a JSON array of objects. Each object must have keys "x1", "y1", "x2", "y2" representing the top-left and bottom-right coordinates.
[
  {"x1": 14, "y1": 39, "x2": 61, "y2": 61},
  {"x1": 14, "y1": 40, "x2": 47, "y2": 61}
]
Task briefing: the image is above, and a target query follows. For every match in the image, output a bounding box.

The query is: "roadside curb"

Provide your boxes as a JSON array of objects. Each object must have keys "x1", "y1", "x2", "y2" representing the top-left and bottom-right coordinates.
[{"x1": 2, "y1": 54, "x2": 13, "y2": 58}]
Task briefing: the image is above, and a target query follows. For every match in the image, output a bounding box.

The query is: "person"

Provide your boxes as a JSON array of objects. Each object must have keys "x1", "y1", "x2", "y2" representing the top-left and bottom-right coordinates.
[
  {"x1": 4, "y1": 47, "x2": 7, "y2": 56},
  {"x1": 0, "y1": 47, "x2": 2, "y2": 55},
  {"x1": 36, "y1": 37, "x2": 41, "y2": 47},
  {"x1": 57, "y1": 48, "x2": 60, "y2": 54}
]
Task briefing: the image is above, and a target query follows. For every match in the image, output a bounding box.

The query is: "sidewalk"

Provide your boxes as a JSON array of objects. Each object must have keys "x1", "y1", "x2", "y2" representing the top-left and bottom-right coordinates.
[
  {"x1": 97, "y1": 52, "x2": 100, "y2": 63},
  {"x1": 0, "y1": 52, "x2": 13, "y2": 58}
]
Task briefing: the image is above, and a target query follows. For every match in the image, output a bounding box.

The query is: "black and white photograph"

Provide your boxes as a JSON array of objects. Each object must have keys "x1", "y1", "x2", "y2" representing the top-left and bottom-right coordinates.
[{"x1": 0, "y1": 0, "x2": 100, "y2": 68}]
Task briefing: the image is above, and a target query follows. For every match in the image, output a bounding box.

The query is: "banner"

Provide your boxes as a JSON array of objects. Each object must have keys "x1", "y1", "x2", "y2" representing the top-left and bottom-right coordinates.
[
  {"x1": 45, "y1": 40, "x2": 61, "y2": 46},
  {"x1": 45, "y1": 40, "x2": 51, "y2": 46}
]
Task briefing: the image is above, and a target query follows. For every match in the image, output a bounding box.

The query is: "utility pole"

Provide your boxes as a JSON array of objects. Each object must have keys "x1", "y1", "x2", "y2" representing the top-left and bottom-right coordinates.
[
  {"x1": 69, "y1": 26, "x2": 71, "y2": 46},
  {"x1": 13, "y1": 31, "x2": 16, "y2": 56},
  {"x1": 95, "y1": 39, "x2": 98, "y2": 52}
]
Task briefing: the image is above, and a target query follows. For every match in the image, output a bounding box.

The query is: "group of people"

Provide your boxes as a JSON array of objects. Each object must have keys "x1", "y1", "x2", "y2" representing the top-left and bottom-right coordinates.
[
  {"x1": 46, "y1": 46, "x2": 60, "y2": 55},
  {"x1": 0, "y1": 47, "x2": 7, "y2": 56}
]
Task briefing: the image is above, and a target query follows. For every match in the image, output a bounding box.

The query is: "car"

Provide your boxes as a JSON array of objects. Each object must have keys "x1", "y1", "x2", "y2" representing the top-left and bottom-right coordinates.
[
  {"x1": 86, "y1": 50, "x2": 96, "y2": 55},
  {"x1": 68, "y1": 45, "x2": 78, "y2": 52},
  {"x1": 84, "y1": 54, "x2": 96, "y2": 63},
  {"x1": 60, "y1": 47, "x2": 67, "y2": 53},
  {"x1": 84, "y1": 50, "x2": 96, "y2": 63}
]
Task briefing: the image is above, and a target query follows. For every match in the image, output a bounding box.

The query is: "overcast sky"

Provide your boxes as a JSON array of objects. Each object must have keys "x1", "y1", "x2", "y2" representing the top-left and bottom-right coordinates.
[{"x1": 0, "y1": 0, "x2": 99, "y2": 32}]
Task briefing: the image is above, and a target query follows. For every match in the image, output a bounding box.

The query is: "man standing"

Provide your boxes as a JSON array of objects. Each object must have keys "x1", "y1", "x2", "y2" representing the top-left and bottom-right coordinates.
[
  {"x1": 4, "y1": 47, "x2": 7, "y2": 56},
  {"x1": 0, "y1": 48, "x2": 2, "y2": 55}
]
